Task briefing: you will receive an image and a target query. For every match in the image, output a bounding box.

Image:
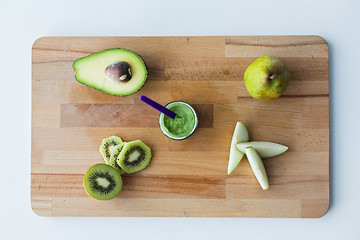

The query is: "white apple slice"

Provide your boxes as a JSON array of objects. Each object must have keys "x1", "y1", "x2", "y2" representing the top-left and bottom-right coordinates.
[
  {"x1": 228, "y1": 122, "x2": 249, "y2": 175},
  {"x1": 236, "y1": 141, "x2": 288, "y2": 158},
  {"x1": 244, "y1": 146, "x2": 269, "y2": 190}
]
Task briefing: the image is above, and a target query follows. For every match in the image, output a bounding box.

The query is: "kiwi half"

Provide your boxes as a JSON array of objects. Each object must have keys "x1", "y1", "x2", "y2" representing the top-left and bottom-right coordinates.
[
  {"x1": 99, "y1": 136, "x2": 123, "y2": 164},
  {"x1": 117, "y1": 140, "x2": 152, "y2": 174},
  {"x1": 84, "y1": 163, "x2": 123, "y2": 200},
  {"x1": 109, "y1": 143, "x2": 126, "y2": 174}
]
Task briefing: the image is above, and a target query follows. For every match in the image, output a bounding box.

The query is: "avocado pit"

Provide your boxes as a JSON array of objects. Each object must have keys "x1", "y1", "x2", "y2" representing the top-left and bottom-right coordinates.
[{"x1": 105, "y1": 61, "x2": 132, "y2": 83}]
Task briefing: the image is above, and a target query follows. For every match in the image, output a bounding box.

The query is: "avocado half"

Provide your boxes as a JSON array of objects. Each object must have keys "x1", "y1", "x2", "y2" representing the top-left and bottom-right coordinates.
[{"x1": 73, "y1": 48, "x2": 148, "y2": 96}]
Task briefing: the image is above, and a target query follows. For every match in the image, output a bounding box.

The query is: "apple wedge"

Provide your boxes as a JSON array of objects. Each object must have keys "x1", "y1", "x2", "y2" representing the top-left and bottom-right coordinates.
[
  {"x1": 228, "y1": 122, "x2": 249, "y2": 175},
  {"x1": 244, "y1": 146, "x2": 269, "y2": 190},
  {"x1": 236, "y1": 141, "x2": 288, "y2": 158}
]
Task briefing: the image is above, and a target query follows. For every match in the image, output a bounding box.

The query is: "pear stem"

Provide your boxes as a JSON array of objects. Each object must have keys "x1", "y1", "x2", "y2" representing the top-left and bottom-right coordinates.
[{"x1": 269, "y1": 74, "x2": 277, "y2": 80}]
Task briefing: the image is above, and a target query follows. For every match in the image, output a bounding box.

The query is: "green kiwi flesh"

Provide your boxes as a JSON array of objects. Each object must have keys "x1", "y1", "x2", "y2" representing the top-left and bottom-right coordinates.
[
  {"x1": 99, "y1": 136, "x2": 123, "y2": 164},
  {"x1": 84, "y1": 163, "x2": 123, "y2": 200},
  {"x1": 117, "y1": 140, "x2": 152, "y2": 174},
  {"x1": 109, "y1": 143, "x2": 126, "y2": 174}
]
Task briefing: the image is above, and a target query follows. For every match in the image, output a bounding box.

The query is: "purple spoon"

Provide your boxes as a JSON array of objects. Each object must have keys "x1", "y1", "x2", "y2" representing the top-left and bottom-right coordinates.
[{"x1": 139, "y1": 95, "x2": 176, "y2": 119}]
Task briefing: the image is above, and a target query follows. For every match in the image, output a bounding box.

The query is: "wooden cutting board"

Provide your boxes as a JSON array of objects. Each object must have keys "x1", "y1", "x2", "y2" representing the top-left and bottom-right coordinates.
[{"x1": 31, "y1": 36, "x2": 329, "y2": 218}]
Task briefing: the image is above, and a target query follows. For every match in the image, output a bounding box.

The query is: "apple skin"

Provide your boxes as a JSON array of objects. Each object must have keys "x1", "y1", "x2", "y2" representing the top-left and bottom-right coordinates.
[{"x1": 244, "y1": 55, "x2": 289, "y2": 101}]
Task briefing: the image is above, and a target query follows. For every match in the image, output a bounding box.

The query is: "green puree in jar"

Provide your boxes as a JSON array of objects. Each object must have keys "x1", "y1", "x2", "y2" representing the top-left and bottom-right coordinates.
[{"x1": 163, "y1": 104, "x2": 195, "y2": 137}]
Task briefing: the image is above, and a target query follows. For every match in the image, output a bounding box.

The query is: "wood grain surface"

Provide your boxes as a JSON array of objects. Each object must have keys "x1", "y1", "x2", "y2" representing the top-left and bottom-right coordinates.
[{"x1": 31, "y1": 36, "x2": 329, "y2": 217}]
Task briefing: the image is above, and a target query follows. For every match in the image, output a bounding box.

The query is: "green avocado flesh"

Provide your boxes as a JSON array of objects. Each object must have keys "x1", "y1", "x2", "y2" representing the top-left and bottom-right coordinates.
[{"x1": 73, "y1": 48, "x2": 147, "y2": 96}]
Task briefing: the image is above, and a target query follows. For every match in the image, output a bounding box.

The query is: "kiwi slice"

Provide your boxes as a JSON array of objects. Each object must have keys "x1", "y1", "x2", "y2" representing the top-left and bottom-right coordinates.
[
  {"x1": 83, "y1": 163, "x2": 123, "y2": 200},
  {"x1": 117, "y1": 140, "x2": 152, "y2": 174},
  {"x1": 99, "y1": 136, "x2": 123, "y2": 164},
  {"x1": 108, "y1": 143, "x2": 126, "y2": 174}
]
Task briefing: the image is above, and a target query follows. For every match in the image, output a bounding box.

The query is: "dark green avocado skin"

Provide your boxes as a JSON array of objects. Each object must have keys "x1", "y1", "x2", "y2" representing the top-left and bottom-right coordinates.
[{"x1": 73, "y1": 48, "x2": 148, "y2": 96}]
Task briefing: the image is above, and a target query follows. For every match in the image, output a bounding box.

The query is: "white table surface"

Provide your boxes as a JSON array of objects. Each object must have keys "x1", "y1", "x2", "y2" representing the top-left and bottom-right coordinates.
[{"x1": 1, "y1": 0, "x2": 359, "y2": 239}]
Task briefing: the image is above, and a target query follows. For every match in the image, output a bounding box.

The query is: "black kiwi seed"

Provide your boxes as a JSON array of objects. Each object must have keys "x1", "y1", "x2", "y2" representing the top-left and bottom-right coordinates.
[
  {"x1": 84, "y1": 163, "x2": 123, "y2": 200},
  {"x1": 117, "y1": 140, "x2": 152, "y2": 174},
  {"x1": 89, "y1": 171, "x2": 116, "y2": 195},
  {"x1": 123, "y1": 146, "x2": 146, "y2": 166},
  {"x1": 99, "y1": 136, "x2": 123, "y2": 164},
  {"x1": 108, "y1": 144, "x2": 126, "y2": 174}
]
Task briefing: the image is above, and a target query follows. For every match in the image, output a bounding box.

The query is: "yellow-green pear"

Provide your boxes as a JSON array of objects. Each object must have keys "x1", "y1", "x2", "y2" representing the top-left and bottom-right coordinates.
[{"x1": 244, "y1": 55, "x2": 289, "y2": 101}]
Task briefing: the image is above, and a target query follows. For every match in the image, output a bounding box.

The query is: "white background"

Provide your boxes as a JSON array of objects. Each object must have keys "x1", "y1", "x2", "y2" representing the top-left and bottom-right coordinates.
[{"x1": 1, "y1": 0, "x2": 359, "y2": 239}]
